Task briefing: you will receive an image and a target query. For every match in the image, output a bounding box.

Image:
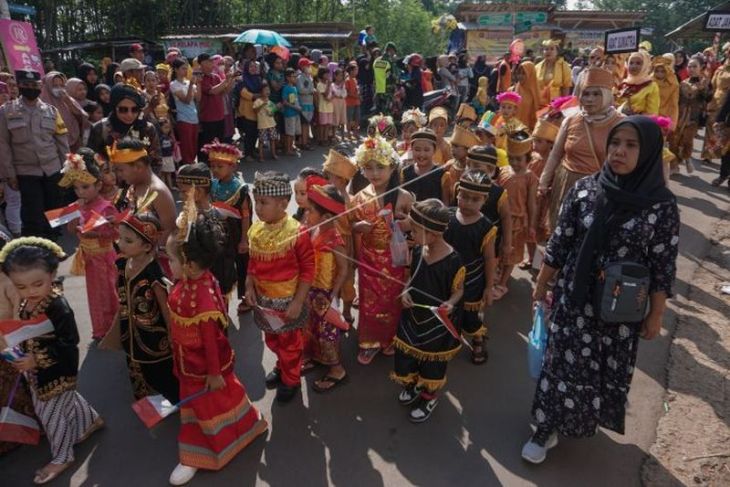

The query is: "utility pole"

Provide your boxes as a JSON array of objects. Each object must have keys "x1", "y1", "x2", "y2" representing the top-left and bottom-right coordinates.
[{"x1": 0, "y1": 0, "x2": 9, "y2": 20}]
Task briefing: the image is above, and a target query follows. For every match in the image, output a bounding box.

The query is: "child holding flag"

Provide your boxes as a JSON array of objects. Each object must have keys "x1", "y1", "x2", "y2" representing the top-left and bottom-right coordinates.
[
  {"x1": 0, "y1": 237, "x2": 103, "y2": 484},
  {"x1": 60, "y1": 148, "x2": 119, "y2": 340},
  {"x1": 393, "y1": 199, "x2": 464, "y2": 423}
]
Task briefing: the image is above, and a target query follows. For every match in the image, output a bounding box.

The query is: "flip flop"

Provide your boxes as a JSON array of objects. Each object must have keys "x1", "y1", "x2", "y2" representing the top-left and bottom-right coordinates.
[
  {"x1": 76, "y1": 417, "x2": 105, "y2": 445},
  {"x1": 301, "y1": 360, "x2": 318, "y2": 374},
  {"x1": 33, "y1": 462, "x2": 73, "y2": 485},
  {"x1": 312, "y1": 374, "x2": 349, "y2": 393},
  {"x1": 518, "y1": 260, "x2": 532, "y2": 270},
  {"x1": 357, "y1": 348, "x2": 380, "y2": 365}
]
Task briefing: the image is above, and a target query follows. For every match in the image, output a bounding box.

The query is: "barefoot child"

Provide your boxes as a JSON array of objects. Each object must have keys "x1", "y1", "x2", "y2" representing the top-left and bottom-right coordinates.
[
  {"x1": 206, "y1": 140, "x2": 253, "y2": 314},
  {"x1": 495, "y1": 132, "x2": 537, "y2": 300},
  {"x1": 253, "y1": 83, "x2": 279, "y2": 160},
  {"x1": 394, "y1": 199, "x2": 464, "y2": 423},
  {"x1": 116, "y1": 207, "x2": 179, "y2": 403},
  {"x1": 444, "y1": 170, "x2": 497, "y2": 365},
  {"x1": 0, "y1": 238, "x2": 104, "y2": 484},
  {"x1": 166, "y1": 211, "x2": 267, "y2": 486},
  {"x1": 351, "y1": 136, "x2": 414, "y2": 365},
  {"x1": 246, "y1": 171, "x2": 315, "y2": 402},
  {"x1": 302, "y1": 182, "x2": 349, "y2": 392},
  {"x1": 60, "y1": 149, "x2": 119, "y2": 340}
]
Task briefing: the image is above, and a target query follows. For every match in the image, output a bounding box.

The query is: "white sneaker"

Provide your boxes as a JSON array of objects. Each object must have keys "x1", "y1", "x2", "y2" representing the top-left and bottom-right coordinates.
[
  {"x1": 521, "y1": 432, "x2": 558, "y2": 464},
  {"x1": 169, "y1": 463, "x2": 198, "y2": 485}
]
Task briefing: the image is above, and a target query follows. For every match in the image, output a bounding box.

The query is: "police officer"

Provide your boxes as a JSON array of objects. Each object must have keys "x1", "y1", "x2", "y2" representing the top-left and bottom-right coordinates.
[{"x1": 0, "y1": 69, "x2": 69, "y2": 238}]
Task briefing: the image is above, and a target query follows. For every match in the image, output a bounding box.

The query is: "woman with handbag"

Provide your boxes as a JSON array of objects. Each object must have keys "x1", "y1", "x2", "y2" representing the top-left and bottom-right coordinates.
[
  {"x1": 538, "y1": 68, "x2": 623, "y2": 232},
  {"x1": 523, "y1": 116, "x2": 679, "y2": 464}
]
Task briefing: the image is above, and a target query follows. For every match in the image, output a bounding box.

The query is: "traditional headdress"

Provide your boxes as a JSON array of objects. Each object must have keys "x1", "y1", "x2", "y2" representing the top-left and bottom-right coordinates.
[
  {"x1": 120, "y1": 191, "x2": 160, "y2": 244},
  {"x1": 155, "y1": 63, "x2": 171, "y2": 74},
  {"x1": 410, "y1": 128, "x2": 438, "y2": 146},
  {"x1": 542, "y1": 39, "x2": 561, "y2": 48},
  {"x1": 467, "y1": 145, "x2": 499, "y2": 166},
  {"x1": 253, "y1": 171, "x2": 292, "y2": 198},
  {"x1": 355, "y1": 135, "x2": 399, "y2": 168},
  {"x1": 456, "y1": 103, "x2": 477, "y2": 122},
  {"x1": 449, "y1": 125, "x2": 480, "y2": 148},
  {"x1": 496, "y1": 91, "x2": 522, "y2": 106},
  {"x1": 306, "y1": 178, "x2": 346, "y2": 215},
  {"x1": 401, "y1": 108, "x2": 427, "y2": 128},
  {"x1": 458, "y1": 171, "x2": 492, "y2": 195},
  {"x1": 367, "y1": 114, "x2": 397, "y2": 140},
  {"x1": 175, "y1": 187, "x2": 197, "y2": 243},
  {"x1": 177, "y1": 167, "x2": 211, "y2": 187},
  {"x1": 428, "y1": 106, "x2": 449, "y2": 123},
  {"x1": 583, "y1": 67, "x2": 614, "y2": 90},
  {"x1": 409, "y1": 205, "x2": 448, "y2": 233},
  {"x1": 477, "y1": 111, "x2": 498, "y2": 136},
  {"x1": 107, "y1": 140, "x2": 148, "y2": 165},
  {"x1": 532, "y1": 119, "x2": 560, "y2": 142},
  {"x1": 58, "y1": 153, "x2": 99, "y2": 187},
  {"x1": 0, "y1": 237, "x2": 66, "y2": 264},
  {"x1": 322, "y1": 149, "x2": 357, "y2": 181},
  {"x1": 506, "y1": 131, "x2": 533, "y2": 157},
  {"x1": 201, "y1": 138, "x2": 243, "y2": 165}
]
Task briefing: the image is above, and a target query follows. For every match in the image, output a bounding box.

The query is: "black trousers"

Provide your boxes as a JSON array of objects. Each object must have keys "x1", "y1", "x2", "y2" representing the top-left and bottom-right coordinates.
[
  {"x1": 236, "y1": 252, "x2": 249, "y2": 300},
  {"x1": 18, "y1": 172, "x2": 62, "y2": 238},
  {"x1": 236, "y1": 117, "x2": 258, "y2": 158},
  {"x1": 198, "y1": 120, "x2": 225, "y2": 162},
  {"x1": 721, "y1": 153, "x2": 730, "y2": 181},
  {"x1": 393, "y1": 349, "x2": 448, "y2": 393}
]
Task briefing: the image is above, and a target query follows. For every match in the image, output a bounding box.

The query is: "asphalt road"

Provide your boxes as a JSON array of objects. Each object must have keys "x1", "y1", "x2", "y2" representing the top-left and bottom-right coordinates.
[{"x1": 1, "y1": 141, "x2": 727, "y2": 487}]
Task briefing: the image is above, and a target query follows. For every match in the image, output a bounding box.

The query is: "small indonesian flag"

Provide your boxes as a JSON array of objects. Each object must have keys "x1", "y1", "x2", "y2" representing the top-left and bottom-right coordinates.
[
  {"x1": 431, "y1": 305, "x2": 459, "y2": 339},
  {"x1": 0, "y1": 316, "x2": 54, "y2": 348},
  {"x1": 0, "y1": 407, "x2": 40, "y2": 445},
  {"x1": 44, "y1": 202, "x2": 81, "y2": 228},
  {"x1": 325, "y1": 304, "x2": 350, "y2": 331},
  {"x1": 212, "y1": 201, "x2": 241, "y2": 220},
  {"x1": 80, "y1": 211, "x2": 109, "y2": 234},
  {"x1": 132, "y1": 390, "x2": 207, "y2": 429}
]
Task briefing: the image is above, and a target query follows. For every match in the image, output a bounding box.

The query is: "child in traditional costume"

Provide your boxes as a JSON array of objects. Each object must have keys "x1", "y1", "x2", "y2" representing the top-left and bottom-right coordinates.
[
  {"x1": 444, "y1": 125, "x2": 481, "y2": 206},
  {"x1": 481, "y1": 91, "x2": 528, "y2": 151},
  {"x1": 246, "y1": 171, "x2": 315, "y2": 402},
  {"x1": 165, "y1": 206, "x2": 268, "y2": 486},
  {"x1": 400, "y1": 128, "x2": 450, "y2": 205},
  {"x1": 393, "y1": 199, "x2": 464, "y2": 423},
  {"x1": 471, "y1": 76, "x2": 489, "y2": 119},
  {"x1": 443, "y1": 171, "x2": 497, "y2": 365},
  {"x1": 206, "y1": 140, "x2": 253, "y2": 314},
  {"x1": 465, "y1": 145, "x2": 513, "y2": 263},
  {"x1": 494, "y1": 133, "x2": 538, "y2": 300},
  {"x1": 653, "y1": 55, "x2": 680, "y2": 129},
  {"x1": 397, "y1": 108, "x2": 427, "y2": 164},
  {"x1": 351, "y1": 136, "x2": 414, "y2": 365},
  {"x1": 293, "y1": 167, "x2": 326, "y2": 222},
  {"x1": 61, "y1": 149, "x2": 119, "y2": 340},
  {"x1": 427, "y1": 107, "x2": 453, "y2": 165},
  {"x1": 524, "y1": 119, "x2": 559, "y2": 267},
  {"x1": 322, "y1": 149, "x2": 359, "y2": 323},
  {"x1": 301, "y1": 182, "x2": 349, "y2": 392},
  {"x1": 1, "y1": 238, "x2": 103, "y2": 484},
  {"x1": 116, "y1": 206, "x2": 179, "y2": 403},
  {"x1": 455, "y1": 103, "x2": 478, "y2": 128},
  {"x1": 513, "y1": 61, "x2": 541, "y2": 131},
  {"x1": 616, "y1": 50, "x2": 660, "y2": 116},
  {"x1": 672, "y1": 57, "x2": 710, "y2": 175}
]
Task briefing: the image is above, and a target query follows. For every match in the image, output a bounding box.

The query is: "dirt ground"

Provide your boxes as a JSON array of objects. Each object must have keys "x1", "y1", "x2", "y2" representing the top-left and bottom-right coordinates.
[{"x1": 642, "y1": 214, "x2": 730, "y2": 486}]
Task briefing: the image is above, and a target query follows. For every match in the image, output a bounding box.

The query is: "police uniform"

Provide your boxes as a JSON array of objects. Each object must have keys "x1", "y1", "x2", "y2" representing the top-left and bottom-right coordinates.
[{"x1": 0, "y1": 70, "x2": 69, "y2": 237}]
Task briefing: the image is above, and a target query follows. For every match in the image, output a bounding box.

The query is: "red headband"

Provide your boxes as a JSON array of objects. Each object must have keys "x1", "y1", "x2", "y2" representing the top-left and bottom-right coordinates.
[{"x1": 307, "y1": 185, "x2": 345, "y2": 215}]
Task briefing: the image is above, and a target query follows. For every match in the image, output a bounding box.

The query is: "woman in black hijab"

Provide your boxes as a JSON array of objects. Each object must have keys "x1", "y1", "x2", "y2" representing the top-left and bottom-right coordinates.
[
  {"x1": 523, "y1": 116, "x2": 679, "y2": 464},
  {"x1": 86, "y1": 84, "x2": 161, "y2": 170},
  {"x1": 77, "y1": 62, "x2": 99, "y2": 101}
]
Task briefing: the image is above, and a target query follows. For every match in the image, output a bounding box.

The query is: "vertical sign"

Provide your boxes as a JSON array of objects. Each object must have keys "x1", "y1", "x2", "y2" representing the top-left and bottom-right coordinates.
[{"x1": 0, "y1": 20, "x2": 44, "y2": 75}]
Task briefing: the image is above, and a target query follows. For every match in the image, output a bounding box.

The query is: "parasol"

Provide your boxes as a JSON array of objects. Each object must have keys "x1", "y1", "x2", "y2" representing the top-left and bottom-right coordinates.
[{"x1": 234, "y1": 29, "x2": 291, "y2": 47}]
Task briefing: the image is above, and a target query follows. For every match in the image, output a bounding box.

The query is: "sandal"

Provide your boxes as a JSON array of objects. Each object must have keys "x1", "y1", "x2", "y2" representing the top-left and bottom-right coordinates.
[
  {"x1": 471, "y1": 340, "x2": 488, "y2": 365},
  {"x1": 301, "y1": 360, "x2": 318, "y2": 374},
  {"x1": 357, "y1": 348, "x2": 380, "y2": 365},
  {"x1": 312, "y1": 373, "x2": 349, "y2": 393},
  {"x1": 518, "y1": 260, "x2": 532, "y2": 270},
  {"x1": 33, "y1": 462, "x2": 73, "y2": 485},
  {"x1": 382, "y1": 343, "x2": 396, "y2": 356}
]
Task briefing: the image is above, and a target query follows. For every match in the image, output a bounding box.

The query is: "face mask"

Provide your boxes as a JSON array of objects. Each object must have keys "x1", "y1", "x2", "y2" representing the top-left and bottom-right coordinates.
[
  {"x1": 20, "y1": 87, "x2": 41, "y2": 100},
  {"x1": 51, "y1": 87, "x2": 65, "y2": 97}
]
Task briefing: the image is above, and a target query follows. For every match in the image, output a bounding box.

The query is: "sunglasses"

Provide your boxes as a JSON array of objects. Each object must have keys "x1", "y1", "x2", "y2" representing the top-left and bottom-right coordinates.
[{"x1": 117, "y1": 106, "x2": 140, "y2": 114}]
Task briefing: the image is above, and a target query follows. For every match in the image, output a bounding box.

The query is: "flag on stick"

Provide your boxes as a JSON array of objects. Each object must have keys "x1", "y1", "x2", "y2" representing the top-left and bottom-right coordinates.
[
  {"x1": 0, "y1": 375, "x2": 40, "y2": 445},
  {"x1": 413, "y1": 304, "x2": 459, "y2": 339},
  {"x1": 0, "y1": 316, "x2": 55, "y2": 348},
  {"x1": 80, "y1": 211, "x2": 109, "y2": 234},
  {"x1": 44, "y1": 203, "x2": 81, "y2": 228},
  {"x1": 131, "y1": 390, "x2": 207, "y2": 429},
  {"x1": 212, "y1": 201, "x2": 241, "y2": 220}
]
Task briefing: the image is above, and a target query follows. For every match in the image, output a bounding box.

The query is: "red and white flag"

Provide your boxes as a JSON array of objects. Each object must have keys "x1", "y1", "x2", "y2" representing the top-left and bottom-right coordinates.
[
  {"x1": 0, "y1": 406, "x2": 40, "y2": 445},
  {"x1": 132, "y1": 390, "x2": 207, "y2": 429},
  {"x1": 212, "y1": 201, "x2": 241, "y2": 220},
  {"x1": 431, "y1": 305, "x2": 459, "y2": 339},
  {"x1": 0, "y1": 316, "x2": 54, "y2": 348},
  {"x1": 44, "y1": 202, "x2": 81, "y2": 228},
  {"x1": 80, "y1": 211, "x2": 109, "y2": 234}
]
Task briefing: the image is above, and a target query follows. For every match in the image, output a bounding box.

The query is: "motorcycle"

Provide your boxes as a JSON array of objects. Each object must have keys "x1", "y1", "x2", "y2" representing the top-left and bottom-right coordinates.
[{"x1": 422, "y1": 87, "x2": 458, "y2": 120}]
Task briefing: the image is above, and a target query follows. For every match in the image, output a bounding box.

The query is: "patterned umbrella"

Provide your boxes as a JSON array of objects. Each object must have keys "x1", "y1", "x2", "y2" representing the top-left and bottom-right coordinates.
[{"x1": 233, "y1": 29, "x2": 291, "y2": 47}]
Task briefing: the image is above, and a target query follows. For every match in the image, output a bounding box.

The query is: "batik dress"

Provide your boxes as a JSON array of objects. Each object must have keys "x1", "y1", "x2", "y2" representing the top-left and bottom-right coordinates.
[
  {"x1": 304, "y1": 226, "x2": 345, "y2": 366},
  {"x1": 19, "y1": 290, "x2": 100, "y2": 465},
  {"x1": 531, "y1": 177, "x2": 679, "y2": 437},
  {"x1": 444, "y1": 211, "x2": 497, "y2": 338},
  {"x1": 392, "y1": 247, "x2": 465, "y2": 392},
  {"x1": 350, "y1": 187, "x2": 406, "y2": 350},
  {"x1": 117, "y1": 256, "x2": 179, "y2": 403},
  {"x1": 169, "y1": 271, "x2": 267, "y2": 470}
]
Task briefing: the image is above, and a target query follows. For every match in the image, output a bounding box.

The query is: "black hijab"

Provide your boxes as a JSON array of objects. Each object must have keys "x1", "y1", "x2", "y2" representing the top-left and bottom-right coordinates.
[
  {"x1": 108, "y1": 84, "x2": 146, "y2": 133},
  {"x1": 95, "y1": 84, "x2": 112, "y2": 116},
  {"x1": 570, "y1": 116, "x2": 674, "y2": 306},
  {"x1": 78, "y1": 63, "x2": 98, "y2": 101}
]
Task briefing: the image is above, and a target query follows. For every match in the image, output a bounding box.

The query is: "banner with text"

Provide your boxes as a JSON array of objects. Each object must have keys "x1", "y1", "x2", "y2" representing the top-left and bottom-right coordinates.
[{"x1": 0, "y1": 20, "x2": 44, "y2": 75}]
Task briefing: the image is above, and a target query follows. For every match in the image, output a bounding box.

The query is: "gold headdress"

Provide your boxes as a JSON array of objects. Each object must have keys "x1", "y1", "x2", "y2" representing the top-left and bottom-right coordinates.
[
  {"x1": 107, "y1": 140, "x2": 148, "y2": 165},
  {"x1": 175, "y1": 186, "x2": 198, "y2": 242},
  {"x1": 58, "y1": 153, "x2": 98, "y2": 187},
  {"x1": 323, "y1": 149, "x2": 358, "y2": 181}
]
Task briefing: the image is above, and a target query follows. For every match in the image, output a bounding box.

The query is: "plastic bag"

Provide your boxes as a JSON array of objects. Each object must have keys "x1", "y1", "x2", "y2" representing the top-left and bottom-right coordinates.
[
  {"x1": 527, "y1": 302, "x2": 547, "y2": 380},
  {"x1": 390, "y1": 220, "x2": 409, "y2": 267}
]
